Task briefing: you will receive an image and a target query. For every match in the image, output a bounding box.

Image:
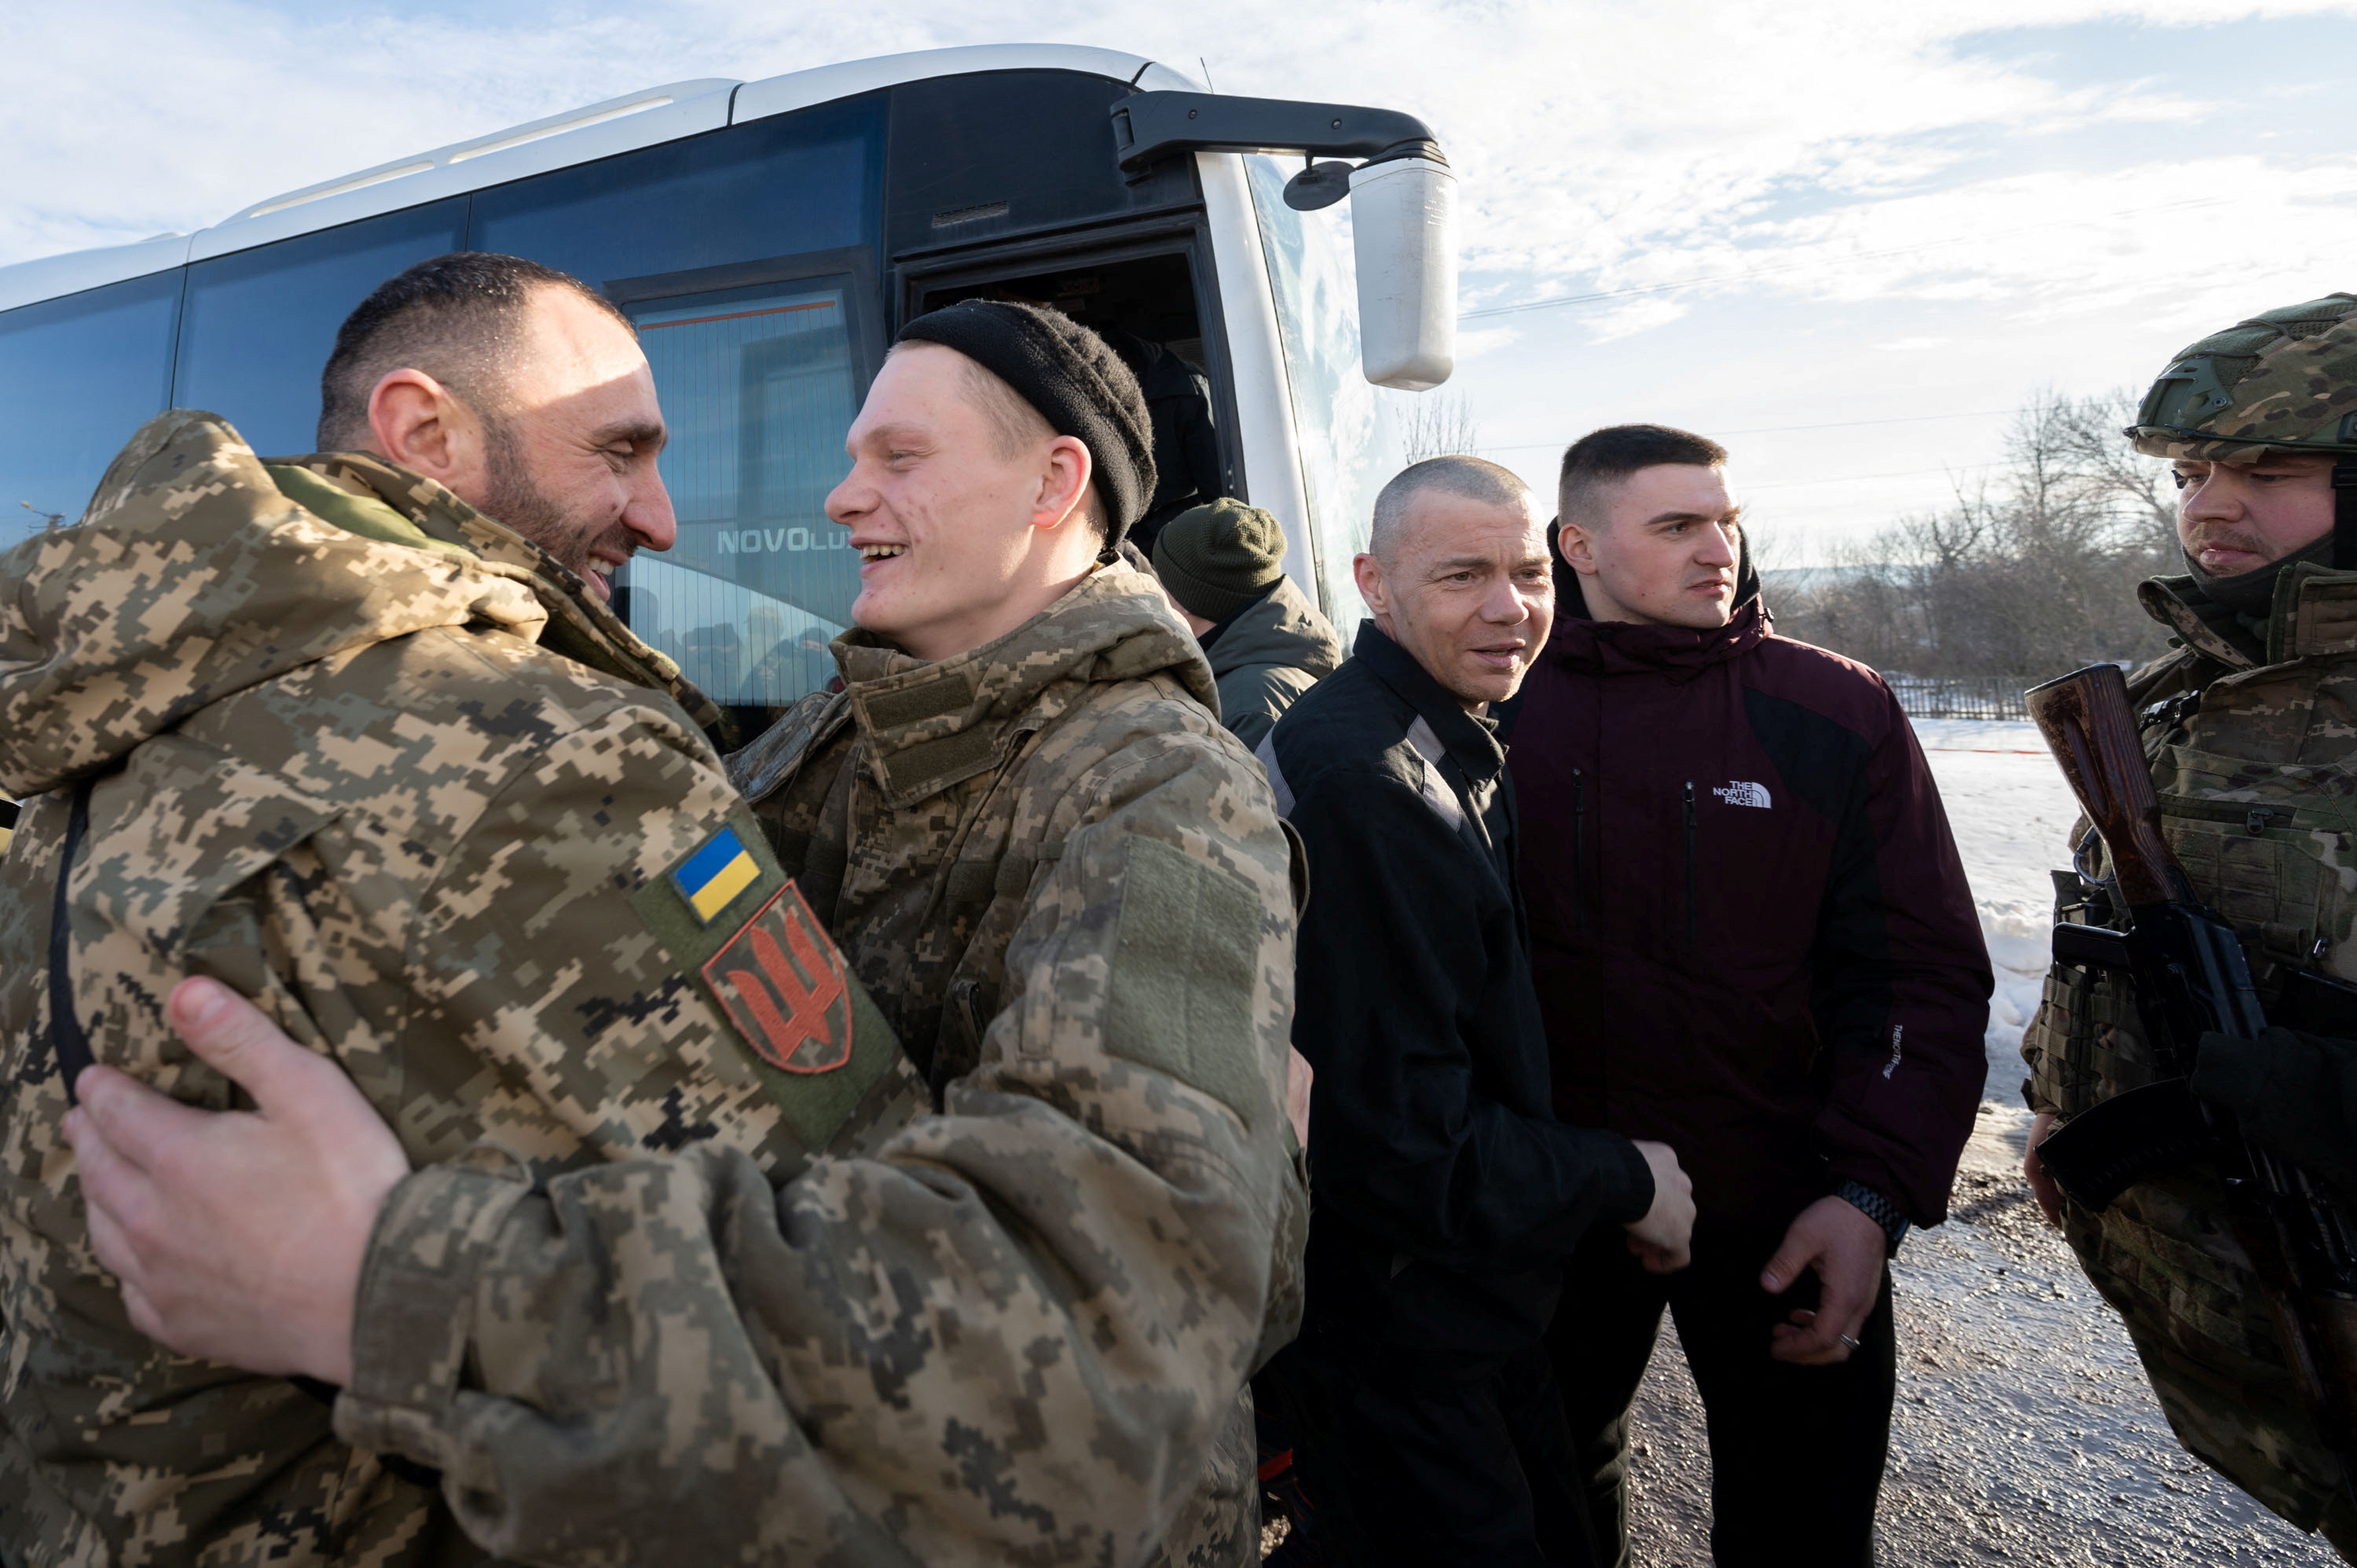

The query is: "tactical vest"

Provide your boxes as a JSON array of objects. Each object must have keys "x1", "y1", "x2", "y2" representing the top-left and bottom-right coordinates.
[{"x1": 2025, "y1": 564, "x2": 2357, "y2": 1549}]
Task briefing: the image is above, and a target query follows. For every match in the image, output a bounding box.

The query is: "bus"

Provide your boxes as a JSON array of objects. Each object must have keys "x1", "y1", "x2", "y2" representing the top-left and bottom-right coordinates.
[{"x1": 0, "y1": 43, "x2": 1456, "y2": 737}]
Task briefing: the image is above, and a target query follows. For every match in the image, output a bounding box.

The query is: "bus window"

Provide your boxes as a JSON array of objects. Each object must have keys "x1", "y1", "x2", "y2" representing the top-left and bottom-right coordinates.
[
  {"x1": 1245, "y1": 156, "x2": 1403, "y2": 622},
  {"x1": 174, "y1": 199, "x2": 469, "y2": 457},
  {"x1": 467, "y1": 97, "x2": 884, "y2": 288},
  {"x1": 0, "y1": 269, "x2": 180, "y2": 529},
  {"x1": 615, "y1": 274, "x2": 865, "y2": 727}
]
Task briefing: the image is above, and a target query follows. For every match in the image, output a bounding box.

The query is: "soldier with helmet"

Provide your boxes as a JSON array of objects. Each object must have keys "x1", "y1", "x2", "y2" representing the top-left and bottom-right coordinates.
[{"x1": 2023, "y1": 291, "x2": 2357, "y2": 1559}]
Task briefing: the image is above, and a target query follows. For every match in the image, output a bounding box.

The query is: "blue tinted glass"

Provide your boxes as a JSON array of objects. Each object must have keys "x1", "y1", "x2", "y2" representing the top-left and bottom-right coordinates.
[
  {"x1": 619, "y1": 279, "x2": 860, "y2": 712},
  {"x1": 0, "y1": 269, "x2": 181, "y2": 530},
  {"x1": 174, "y1": 199, "x2": 469, "y2": 456},
  {"x1": 467, "y1": 98, "x2": 882, "y2": 288}
]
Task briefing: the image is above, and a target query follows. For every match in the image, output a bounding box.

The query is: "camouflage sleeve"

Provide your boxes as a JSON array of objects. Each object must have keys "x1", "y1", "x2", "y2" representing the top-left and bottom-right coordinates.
[{"x1": 333, "y1": 726, "x2": 1300, "y2": 1566}]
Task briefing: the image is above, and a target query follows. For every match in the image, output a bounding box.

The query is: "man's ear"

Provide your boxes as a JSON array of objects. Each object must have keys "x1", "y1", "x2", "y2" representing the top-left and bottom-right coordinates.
[
  {"x1": 366, "y1": 369, "x2": 483, "y2": 491},
  {"x1": 1353, "y1": 551, "x2": 1390, "y2": 617},
  {"x1": 1029, "y1": 434, "x2": 1094, "y2": 533},
  {"x1": 1558, "y1": 512, "x2": 1603, "y2": 577}
]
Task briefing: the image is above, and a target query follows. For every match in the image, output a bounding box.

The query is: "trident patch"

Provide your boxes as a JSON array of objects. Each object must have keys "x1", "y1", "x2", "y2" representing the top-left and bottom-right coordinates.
[{"x1": 700, "y1": 882, "x2": 854, "y2": 1075}]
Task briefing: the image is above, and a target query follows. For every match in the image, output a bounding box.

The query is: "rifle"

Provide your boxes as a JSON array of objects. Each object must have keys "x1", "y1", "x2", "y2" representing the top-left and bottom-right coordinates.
[{"x1": 2029, "y1": 661, "x2": 2357, "y2": 1475}]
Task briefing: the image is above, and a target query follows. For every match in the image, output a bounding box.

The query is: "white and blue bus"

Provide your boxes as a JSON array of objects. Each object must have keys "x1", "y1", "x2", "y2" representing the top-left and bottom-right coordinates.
[{"x1": 0, "y1": 44, "x2": 1456, "y2": 738}]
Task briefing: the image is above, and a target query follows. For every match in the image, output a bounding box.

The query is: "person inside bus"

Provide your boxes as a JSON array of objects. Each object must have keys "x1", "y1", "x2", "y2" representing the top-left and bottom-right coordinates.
[
  {"x1": 13, "y1": 268, "x2": 1301, "y2": 1566},
  {"x1": 1149, "y1": 496, "x2": 1343, "y2": 749}
]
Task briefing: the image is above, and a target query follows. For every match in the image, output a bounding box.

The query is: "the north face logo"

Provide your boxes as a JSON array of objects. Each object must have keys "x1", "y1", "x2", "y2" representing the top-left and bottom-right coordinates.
[{"x1": 1713, "y1": 781, "x2": 1772, "y2": 809}]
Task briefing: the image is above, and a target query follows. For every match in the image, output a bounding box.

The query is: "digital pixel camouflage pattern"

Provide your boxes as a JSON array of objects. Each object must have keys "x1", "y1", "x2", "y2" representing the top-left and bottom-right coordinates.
[
  {"x1": 2023, "y1": 562, "x2": 2357, "y2": 1555},
  {"x1": 332, "y1": 561, "x2": 1308, "y2": 1568},
  {"x1": 0, "y1": 409, "x2": 823, "y2": 1566}
]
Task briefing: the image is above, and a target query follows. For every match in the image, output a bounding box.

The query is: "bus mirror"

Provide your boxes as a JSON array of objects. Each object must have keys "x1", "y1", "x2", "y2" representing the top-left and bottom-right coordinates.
[
  {"x1": 1349, "y1": 152, "x2": 1457, "y2": 390},
  {"x1": 1284, "y1": 160, "x2": 1354, "y2": 211}
]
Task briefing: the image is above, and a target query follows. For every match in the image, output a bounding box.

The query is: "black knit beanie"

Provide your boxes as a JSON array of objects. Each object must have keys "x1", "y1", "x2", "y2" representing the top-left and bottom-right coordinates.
[
  {"x1": 894, "y1": 299, "x2": 1157, "y2": 549},
  {"x1": 1153, "y1": 498, "x2": 1288, "y2": 622}
]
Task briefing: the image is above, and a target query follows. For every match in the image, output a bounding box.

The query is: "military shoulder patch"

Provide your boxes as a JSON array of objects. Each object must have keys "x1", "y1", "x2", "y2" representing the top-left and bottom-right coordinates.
[
  {"x1": 702, "y1": 882, "x2": 854, "y2": 1075},
  {"x1": 630, "y1": 812, "x2": 902, "y2": 1151}
]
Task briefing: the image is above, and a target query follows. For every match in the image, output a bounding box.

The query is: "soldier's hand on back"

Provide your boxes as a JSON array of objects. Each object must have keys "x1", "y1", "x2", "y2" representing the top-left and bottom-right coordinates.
[
  {"x1": 62, "y1": 977, "x2": 405, "y2": 1387},
  {"x1": 1624, "y1": 1139, "x2": 1695, "y2": 1272}
]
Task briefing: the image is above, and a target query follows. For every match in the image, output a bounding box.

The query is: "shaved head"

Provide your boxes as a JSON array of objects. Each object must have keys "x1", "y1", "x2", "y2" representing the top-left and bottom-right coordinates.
[{"x1": 1371, "y1": 456, "x2": 1537, "y2": 563}]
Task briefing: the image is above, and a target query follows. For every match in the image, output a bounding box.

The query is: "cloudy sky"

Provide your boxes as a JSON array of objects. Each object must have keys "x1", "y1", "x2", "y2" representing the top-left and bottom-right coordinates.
[{"x1": 7, "y1": 0, "x2": 2355, "y2": 561}]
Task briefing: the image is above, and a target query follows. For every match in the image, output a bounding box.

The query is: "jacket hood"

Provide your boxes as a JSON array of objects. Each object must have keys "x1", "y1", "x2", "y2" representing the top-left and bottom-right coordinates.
[
  {"x1": 0, "y1": 410, "x2": 709, "y2": 796},
  {"x1": 1205, "y1": 576, "x2": 1344, "y2": 685},
  {"x1": 824, "y1": 560, "x2": 1219, "y2": 808},
  {"x1": 1545, "y1": 594, "x2": 1772, "y2": 680}
]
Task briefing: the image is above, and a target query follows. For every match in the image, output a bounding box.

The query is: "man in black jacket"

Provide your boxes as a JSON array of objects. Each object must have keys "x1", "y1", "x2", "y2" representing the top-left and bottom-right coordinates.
[{"x1": 1260, "y1": 455, "x2": 1695, "y2": 1566}]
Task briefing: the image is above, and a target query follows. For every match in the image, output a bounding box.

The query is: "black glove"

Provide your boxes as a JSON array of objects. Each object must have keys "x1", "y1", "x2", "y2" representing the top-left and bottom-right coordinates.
[{"x1": 2193, "y1": 1027, "x2": 2357, "y2": 1205}]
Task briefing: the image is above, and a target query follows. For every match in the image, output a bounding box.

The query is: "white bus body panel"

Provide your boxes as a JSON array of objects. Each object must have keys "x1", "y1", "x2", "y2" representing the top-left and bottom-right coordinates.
[
  {"x1": 0, "y1": 233, "x2": 192, "y2": 315},
  {"x1": 191, "y1": 82, "x2": 741, "y2": 263},
  {"x1": 1195, "y1": 151, "x2": 1314, "y2": 600},
  {"x1": 0, "y1": 45, "x2": 1207, "y2": 301},
  {"x1": 732, "y1": 45, "x2": 1200, "y2": 123}
]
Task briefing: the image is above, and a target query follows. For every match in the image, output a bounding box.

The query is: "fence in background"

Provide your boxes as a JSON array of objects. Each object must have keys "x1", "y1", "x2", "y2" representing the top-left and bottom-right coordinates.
[{"x1": 1886, "y1": 674, "x2": 2034, "y2": 721}]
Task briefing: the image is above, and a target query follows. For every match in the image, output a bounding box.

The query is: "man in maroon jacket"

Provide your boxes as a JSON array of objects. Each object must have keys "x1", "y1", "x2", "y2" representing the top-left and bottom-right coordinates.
[{"x1": 1508, "y1": 424, "x2": 1991, "y2": 1566}]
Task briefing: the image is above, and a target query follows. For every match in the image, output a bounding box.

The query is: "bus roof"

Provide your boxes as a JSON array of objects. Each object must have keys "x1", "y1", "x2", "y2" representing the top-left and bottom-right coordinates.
[{"x1": 0, "y1": 44, "x2": 1204, "y2": 314}]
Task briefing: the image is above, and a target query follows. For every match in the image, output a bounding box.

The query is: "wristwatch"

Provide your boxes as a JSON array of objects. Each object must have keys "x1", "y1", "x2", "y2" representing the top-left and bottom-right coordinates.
[{"x1": 1835, "y1": 1180, "x2": 1910, "y2": 1255}]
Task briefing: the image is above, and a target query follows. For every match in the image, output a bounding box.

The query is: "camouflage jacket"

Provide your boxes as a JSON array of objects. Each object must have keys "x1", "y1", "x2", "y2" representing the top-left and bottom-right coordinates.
[
  {"x1": 0, "y1": 411, "x2": 822, "y2": 1566},
  {"x1": 328, "y1": 562, "x2": 1308, "y2": 1567},
  {"x1": 2023, "y1": 562, "x2": 2357, "y2": 1547}
]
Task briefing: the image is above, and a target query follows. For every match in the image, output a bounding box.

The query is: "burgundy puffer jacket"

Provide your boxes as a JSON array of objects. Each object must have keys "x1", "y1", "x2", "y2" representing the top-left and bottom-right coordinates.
[{"x1": 1505, "y1": 590, "x2": 1992, "y2": 1233}]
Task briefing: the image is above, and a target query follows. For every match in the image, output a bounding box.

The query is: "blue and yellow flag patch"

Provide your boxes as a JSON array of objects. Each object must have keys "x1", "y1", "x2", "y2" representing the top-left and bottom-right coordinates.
[{"x1": 671, "y1": 825, "x2": 761, "y2": 924}]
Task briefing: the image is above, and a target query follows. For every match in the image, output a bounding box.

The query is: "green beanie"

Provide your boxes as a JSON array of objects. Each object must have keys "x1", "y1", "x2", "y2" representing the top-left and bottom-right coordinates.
[{"x1": 1152, "y1": 499, "x2": 1288, "y2": 622}]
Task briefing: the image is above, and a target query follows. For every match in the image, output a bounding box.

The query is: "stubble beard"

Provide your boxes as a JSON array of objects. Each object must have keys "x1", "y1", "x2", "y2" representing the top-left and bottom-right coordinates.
[{"x1": 478, "y1": 418, "x2": 635, "y2": 588}]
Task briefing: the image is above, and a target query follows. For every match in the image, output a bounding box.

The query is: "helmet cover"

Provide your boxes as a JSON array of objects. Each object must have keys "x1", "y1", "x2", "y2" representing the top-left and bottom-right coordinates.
[{"x1": 2128, "y1": 293, "x2": 2357, "y2": 462}]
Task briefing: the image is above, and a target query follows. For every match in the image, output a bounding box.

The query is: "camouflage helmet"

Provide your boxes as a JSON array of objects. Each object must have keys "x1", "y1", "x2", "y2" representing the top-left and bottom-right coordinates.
[{"x1": 2128, "y1": 293, "x2": 2357, "y2": 462}]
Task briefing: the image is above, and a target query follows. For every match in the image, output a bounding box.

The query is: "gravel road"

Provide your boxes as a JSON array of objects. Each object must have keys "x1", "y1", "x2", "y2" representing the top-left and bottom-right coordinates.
[{"x1": 1625, "y1": 1103, "x2": 2347, "y2": 1566}]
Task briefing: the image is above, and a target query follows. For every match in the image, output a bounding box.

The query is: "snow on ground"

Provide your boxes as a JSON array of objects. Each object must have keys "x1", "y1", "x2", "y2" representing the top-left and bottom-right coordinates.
[{"x1": 1910, "y1": 718, "x2": 2082, "y2": 1134}]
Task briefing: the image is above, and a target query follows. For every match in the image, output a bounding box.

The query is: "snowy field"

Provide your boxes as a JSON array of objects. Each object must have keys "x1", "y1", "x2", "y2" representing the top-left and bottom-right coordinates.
[
  {"x1": 1910, "y1": 716, "x2": 2083, "y2": 1130},
  {"x1": 1624, "y1": 717, "x2": 2347, "y2": 1566}
]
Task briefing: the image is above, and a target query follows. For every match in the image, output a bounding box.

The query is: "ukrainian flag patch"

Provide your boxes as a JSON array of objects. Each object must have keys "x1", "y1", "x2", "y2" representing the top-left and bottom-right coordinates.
[{"x1": 672, "y1": 825, "x2": 761, "y2": 924}]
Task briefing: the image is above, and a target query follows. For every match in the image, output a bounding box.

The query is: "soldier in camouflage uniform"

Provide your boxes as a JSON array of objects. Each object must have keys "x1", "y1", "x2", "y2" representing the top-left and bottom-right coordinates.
[
  {"x1": 2021, "y1": 292, "x2": 2357, "y2": 1559},
  {"x1": 40, "y1": 296, "x2": 1303, "y2": 1567}
]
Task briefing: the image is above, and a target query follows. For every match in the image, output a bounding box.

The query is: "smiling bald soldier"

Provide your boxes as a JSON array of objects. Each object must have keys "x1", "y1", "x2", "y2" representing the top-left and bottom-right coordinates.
[{"x1": 34, "y1": 299, "x2": 1305, "y2": 1567}]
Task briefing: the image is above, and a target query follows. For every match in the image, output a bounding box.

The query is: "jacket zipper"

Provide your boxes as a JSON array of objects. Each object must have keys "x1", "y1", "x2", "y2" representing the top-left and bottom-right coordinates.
[
  {"x1": 1682, "y1": 781, "x2": 1697, "y2": 945},
  {"x1": 1571, "y1": 767, "x2": 1587, "y2": 925}
]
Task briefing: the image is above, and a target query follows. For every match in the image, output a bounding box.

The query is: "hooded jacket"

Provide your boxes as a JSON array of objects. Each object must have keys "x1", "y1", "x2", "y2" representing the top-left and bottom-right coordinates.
[
  {"x1": 1264, "y1": 623, "x2": 1654, "y2": 1354},
  {"x1": 1505, "y1": 573, "x2": 1991, "y2": 1236},
  {"x1": 1199, "y1": 575, "x2": 1343, "y2": 749}
]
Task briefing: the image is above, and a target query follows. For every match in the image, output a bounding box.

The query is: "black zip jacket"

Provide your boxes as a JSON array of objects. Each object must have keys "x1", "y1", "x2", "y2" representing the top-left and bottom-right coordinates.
[{"x1": 1262, "y1": 621, "x2": 1654, "y2": 1353}]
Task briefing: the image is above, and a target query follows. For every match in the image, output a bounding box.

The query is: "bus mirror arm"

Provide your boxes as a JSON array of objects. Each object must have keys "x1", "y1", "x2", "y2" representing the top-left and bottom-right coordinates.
[
  {"x1": 1109, "y1": 92, "x2": 1442, "y2": 178},
  {"x1": 1111, "y1": 90, "x2": 1459, "y2": 394}
]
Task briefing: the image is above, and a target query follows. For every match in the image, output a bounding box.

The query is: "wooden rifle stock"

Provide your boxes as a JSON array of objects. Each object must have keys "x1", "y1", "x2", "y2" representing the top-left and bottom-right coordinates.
[{"x1": 2025, "y1": 664, "x2": 2192, "y2": 909}]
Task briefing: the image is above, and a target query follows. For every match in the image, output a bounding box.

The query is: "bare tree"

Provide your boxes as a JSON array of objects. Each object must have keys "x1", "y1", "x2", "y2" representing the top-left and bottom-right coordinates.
[
  {"x1": 1398, "y1": 392, "x2": 1483, "y2": 463},
  {"x1": 1773, "y1": 390, "x2": 2176, "y2": 682}
]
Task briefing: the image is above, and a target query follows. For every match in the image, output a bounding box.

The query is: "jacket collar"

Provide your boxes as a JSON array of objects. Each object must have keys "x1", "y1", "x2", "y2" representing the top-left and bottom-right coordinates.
[
  {"x1": 1546, "y1": 594, "x2": 1770, "y2": 680},
  {"x1": 2143, "y1": 561, "x2": 2357, "y2": 670},
  {"x1": 823, "y1": 562, "x2": 1215, "y2": 810},
  {"x1": 284, "y1": 451, "x2": 726, "y2": 742},
  {"x1": 1352, "y1": 620, "x2": 1506, "y2": 785}
]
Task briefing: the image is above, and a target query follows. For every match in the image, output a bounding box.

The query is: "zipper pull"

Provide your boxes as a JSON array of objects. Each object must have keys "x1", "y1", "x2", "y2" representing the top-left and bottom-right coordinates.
[{"x1": 1682, "y1": 780, "x2": 1695, "y2": 825}]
